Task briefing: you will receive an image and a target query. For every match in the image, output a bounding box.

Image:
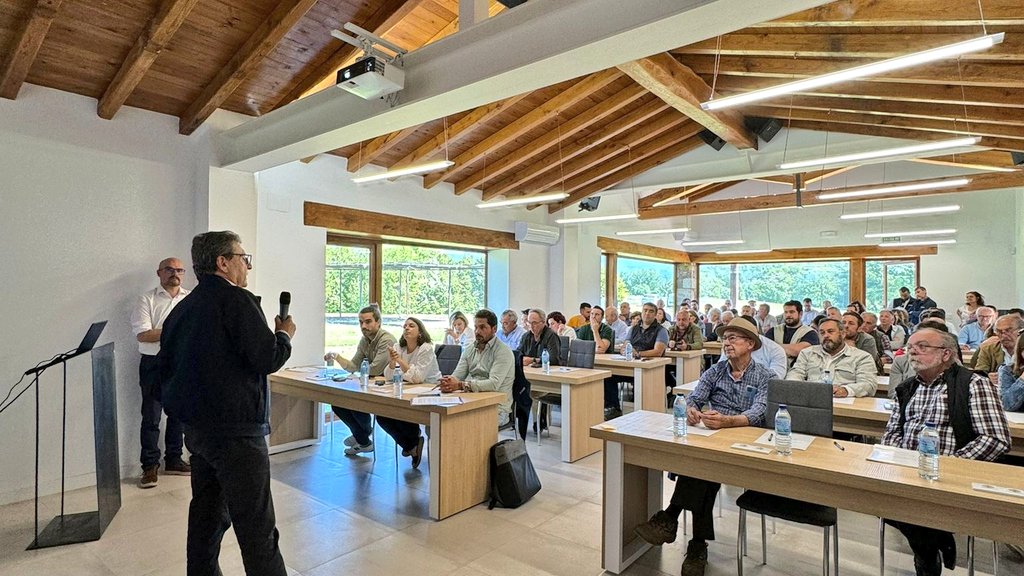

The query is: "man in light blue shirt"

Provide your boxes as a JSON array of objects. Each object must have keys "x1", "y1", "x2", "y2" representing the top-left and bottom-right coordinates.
[
  {"x1": 800, "y1": 298, "x2": 819, "y2": 326},
  {"x1": 496, "y1": 309, "x2": 526, "y2": 350},
  {"x1": 958, "y1": 306, "x2": 995, "y2": 351}
]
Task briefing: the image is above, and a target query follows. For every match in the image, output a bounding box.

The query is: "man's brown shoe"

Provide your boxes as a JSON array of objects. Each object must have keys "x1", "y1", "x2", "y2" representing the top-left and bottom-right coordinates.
[
  {"x1": 164, "y1": 459, "x2": 191, "y2": 476},
  {"x1": 140, "y1": 465, "x2": 158, "y2": 489},
  {"x1": 680, "y1": 539, "x2": 708, "y2": 576}
]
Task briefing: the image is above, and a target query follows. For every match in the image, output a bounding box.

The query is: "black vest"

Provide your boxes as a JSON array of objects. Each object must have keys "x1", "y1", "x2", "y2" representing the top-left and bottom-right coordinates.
[
  {"x1": 629, "y1": 322, "x2": 664, "y2": 353},
  {"x1": 894, "y1": 364, "x2": 978, "y2": 451}
]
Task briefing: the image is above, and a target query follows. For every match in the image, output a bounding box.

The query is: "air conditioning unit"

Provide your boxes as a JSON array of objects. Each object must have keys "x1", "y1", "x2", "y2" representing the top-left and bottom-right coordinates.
[{"x1": 514, "y1": 221, "x2": 560, "y2": 246}]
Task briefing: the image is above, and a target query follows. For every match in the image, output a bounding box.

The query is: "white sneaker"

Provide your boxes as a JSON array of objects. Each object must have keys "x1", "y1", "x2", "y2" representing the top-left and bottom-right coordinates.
[
  {"x1": 343, "y1": 435, "x2": 358, "y2": 447},
  {"x1": 344, "y1": 442, "x2": 374, "y2": 456}
]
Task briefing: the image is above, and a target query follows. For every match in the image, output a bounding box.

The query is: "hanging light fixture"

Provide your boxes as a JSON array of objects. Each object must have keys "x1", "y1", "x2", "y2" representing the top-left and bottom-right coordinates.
[
  {"x1": 555, "y1": 213, "x2": 638, "y2": 224},
  {"x1": 680, "y1": 239, "x2": 744, "y2": 247},
  {"x1": 864, "y1": 228, "x2": 957, "y2": 238},
  {"x1": 839, "y1": 204, "x2": 960, "y2": 220},
  {"x1": 353, "y1": 116, "x2": 454, "y2": 183},
  {"x1": 701, "y1": 34, "x2": 1004, "y2": 111},
  {"x1": 477, "y1": 192, "x2": 569, "y2": 208},
  {"x1": 817, "y1": 178, "x2": 970, "y2": 201},
  {"x1": 616, "y1": 227, "x2": 691, "y2": 236},
  {"x1": 779, "y1": 137, "x2": 981, "y2": 171}
]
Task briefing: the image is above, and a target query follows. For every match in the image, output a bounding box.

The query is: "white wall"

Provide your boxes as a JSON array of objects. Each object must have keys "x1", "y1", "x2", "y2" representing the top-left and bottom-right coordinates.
[
  {"x1": 0, "y1": 85, "x2": 205, "y2": 504},
  {"x1": 248, "y1": 155, "x2": 553, "y2": 368}
]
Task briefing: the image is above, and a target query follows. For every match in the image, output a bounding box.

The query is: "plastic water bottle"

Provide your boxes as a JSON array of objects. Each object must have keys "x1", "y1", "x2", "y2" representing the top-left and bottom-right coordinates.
[
  {"x1": 360, "y1": 358, "x2": 369, "y2": 389},
  {"x1": 541, "y1": 349, "x2": 551, "y2": 374},
  {"x1": 918, "y1": 422, "x2": 940, "y2": 480},
  {"x1": 775, "y1": 404, "x2": 792, "y2": 455},
  {"x1": 623, "y1": 341, "x2": 634, "y2": 360},
  {"x1": 393, "y1": 364, "x2": 403, "y2": 397},
  {"x1": 822, "y1": 369, "x2": 833, "y2": 386},
  {"x1": 672, "y1": 396, "x2": 688, "y2": 438}
]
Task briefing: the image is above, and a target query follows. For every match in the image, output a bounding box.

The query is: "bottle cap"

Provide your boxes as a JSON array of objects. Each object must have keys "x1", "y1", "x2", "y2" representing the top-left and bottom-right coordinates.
[{"x1": 779, "y1": 403, "x2": 788, "y2": 409}]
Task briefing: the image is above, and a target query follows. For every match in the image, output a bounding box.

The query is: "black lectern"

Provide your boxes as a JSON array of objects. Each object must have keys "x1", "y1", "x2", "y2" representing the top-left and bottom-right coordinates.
[{"x1": 23, "y1": 323, "x2": 120, "y2": 550}]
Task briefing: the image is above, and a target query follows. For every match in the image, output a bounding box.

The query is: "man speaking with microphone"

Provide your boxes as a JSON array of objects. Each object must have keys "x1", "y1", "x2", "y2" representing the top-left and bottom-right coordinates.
[{"x1": 160, "y1": 231, "x2": 296, "y2": 575}]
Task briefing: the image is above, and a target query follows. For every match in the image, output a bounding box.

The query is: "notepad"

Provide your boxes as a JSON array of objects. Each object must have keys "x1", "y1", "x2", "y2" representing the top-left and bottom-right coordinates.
[
  {"x1": 1005, "y1": 412, "x2": 1024, "y2": 424},
  {"x1": 411, "y1": 396, "x2": 463, "y2": 406},
  {"x1": 866, "y1": 444, "x2": 918, "y2": 468},
  {"x1": 403, "y1": 386, "x2": 439, "y2": 395},
  {"x1": 832, "y1": 397, "x2": 855, "y2": 405},
  {"x1": 753, "y1": 430, "x2": 816, "y2": 450}
]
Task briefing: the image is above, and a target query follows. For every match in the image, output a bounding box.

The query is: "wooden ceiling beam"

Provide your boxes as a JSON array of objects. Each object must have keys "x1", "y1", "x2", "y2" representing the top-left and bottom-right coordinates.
[
  {"x1": 747, "y1": 96, "x2": 1024, "y2": 127},
  {"x1": 674, "y1": 32, "x2": 1024, "y2": 62},
  {"x1": 805, "y1": 165, "x2": 857, "y2": 185},
  {"x1": 683, "y1": 180, "x2": 743, "y2": 202},
  {"x1": 710, "y1": 76, "x2": 1024, "y2": 109},
  {"x1": 387, "y1": 92, "x2": 529, "y2": 171},
  {"x1": 0, "y1": 0, "x2": 63, "y2": 100},
  {"x1": 618, "y1": 53, "x2": 758, "y2": 150},
  {"x1": 272, "y1": 0, "x2": 427, "y2": 110},
  {"x1": 97, "y1": 0, "x2": 200, "y2": 119},
  {"x1": 347, "y1": 125, "x2": 422, "y2": 173},
  {"x1": 785, "y1": 120, "x2": 1024, "y2": 153},
  {"x1": 178, "y1": 0, "x2": 318, "y2": 135},
  {"x1": 638, "y1": 171, "x2": 1024, "y2": 219},
  {"x1": 423, "y1": 69, "x2": 622, "y2": 190},
  {"x1": 640, "y1": 181, "x2": 717, "y2": 209},
  {"x1": 688, "y1": 245, "x2": 938, "y2": 264},
  {"x1": 755, "y1": 0, "x2": 1024, "y2": 27},
  {"x1": 597, "y1": 237, "x2": 690, "y2": 263},
  {"x1": 453, "y1": 83, "x2": 647, "y2": 195},
  {"x1": 482, "y1": 98, "x2": 668, "y2": 200},
  {"x1": 548, "y1": 136, "x2": 705, "y2": 213},
  {"x1": 680, "y1": 55, "x2": 1024, "y2": 89},
  {"x1": 744, "y1": 106, "x2": 1024, "y2": 143},
  {"x1": 522, "y1": 116, "x2": 696, "y2": 199},
  {"x1": 908, "y1": 151, "x2": 1017, "y2": 172}
]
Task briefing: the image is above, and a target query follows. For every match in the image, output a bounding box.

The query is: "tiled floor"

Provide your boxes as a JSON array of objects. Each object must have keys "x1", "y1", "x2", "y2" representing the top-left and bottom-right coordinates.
[{"x1": 1, "y1": 417, "x2": 1019, "y2": 575}]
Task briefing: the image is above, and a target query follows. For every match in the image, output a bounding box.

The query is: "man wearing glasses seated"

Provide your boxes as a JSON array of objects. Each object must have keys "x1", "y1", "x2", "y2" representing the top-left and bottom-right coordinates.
[
  {"x1": 883, "y1": 328, "x2": 1010, "y2": 575},
  {"x1": 633, "y1": 317, "x2": 771, "y2": 576},
  {"x1": 130, "y1": 257, "x2": 191, "y2": 488},
  {"x1": 974, "y1": 314, "x2": 1024, "y2": 385}
]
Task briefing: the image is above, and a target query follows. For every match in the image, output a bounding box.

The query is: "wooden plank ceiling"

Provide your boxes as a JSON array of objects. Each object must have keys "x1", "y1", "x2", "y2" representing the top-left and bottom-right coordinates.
[{"x1": 2, "y1": 0, "x2": 1023, "y2": 216}]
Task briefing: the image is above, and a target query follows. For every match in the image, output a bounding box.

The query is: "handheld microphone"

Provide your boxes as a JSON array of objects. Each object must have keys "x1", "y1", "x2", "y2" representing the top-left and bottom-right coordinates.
[{"x1": 279, "y1": 291, "x2": 291, "y2": 320}]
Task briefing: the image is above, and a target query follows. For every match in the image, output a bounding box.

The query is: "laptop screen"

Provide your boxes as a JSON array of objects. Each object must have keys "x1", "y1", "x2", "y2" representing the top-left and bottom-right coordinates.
[{"x1": 76, "y1": 321, "x2": 108, "y2": 354}]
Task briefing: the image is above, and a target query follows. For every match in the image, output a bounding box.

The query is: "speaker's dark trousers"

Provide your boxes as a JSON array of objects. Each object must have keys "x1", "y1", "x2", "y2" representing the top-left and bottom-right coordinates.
[
  {"x1": 139, "y1": 353, "x2": 183, "y2": 468},
  {"x1": 184, "y1": 428, "x2": 286, "y2": 576}
]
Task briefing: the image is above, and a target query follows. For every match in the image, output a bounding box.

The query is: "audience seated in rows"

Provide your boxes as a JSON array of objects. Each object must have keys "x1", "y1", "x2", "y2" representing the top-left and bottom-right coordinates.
[
  {"x1": 842, "y1": 311, "x2": 882, "y2": 375},
  {"x1": 546, "y1": 311, "x2": 577, "y2": 340},
  {"x1": 905, "y1": 286, "x2": 938, "y2": 324},
  {"x1": 860, "y1": 311, "x2": 892, "y2": 364},
  {"x1": 788, "y1": 318, "x2": 877, "y2": 397},
  {"x1": 606, "y1": 306, "x2": 631, "y2": 344},
  {"x1": 878, "y1": 309, "x2": 907, "y2": 350},
  {"x1": 800, "y1": 298, "x2": 819, "y2": 326},
  {"x1": 668, "y1": 309, "x2": 704, "y2": 352},
  {"x1": 518, "y1": 308, "x2": 561, "y2": 368},
  {"x1": 567, "y1": 302, "x2": 591, "y2": 330},
  {"x1": 957, "y1": 291, "x2": 985, "y2": 328},
  {"x1": 887, "y1": 318, "x2": 954, "y2": 396},
  {"x1": 703, "y1": 308, "x2": 722, "y2": 342},
  {"x1": 755, "y1": 303, "x2": 776, "y2": 334},
  {"x1": 444, "y1": 311, "x2": 473, "y2": 347},
  {"x1": 974, "y1": 314, "x2": 1024, "y2": 383},
  {"x1": 764, "y1": 300, "x2": 819, "y2": 366},
  {"x1": 603, "y1": 302, "x2": 668, "y2": 420},
  {"x1": 958, "y1": 305, "x2": 995, "y2": 350},
  {"x1": 439, "y1": 309, "x2": 515, "y2": 428}
]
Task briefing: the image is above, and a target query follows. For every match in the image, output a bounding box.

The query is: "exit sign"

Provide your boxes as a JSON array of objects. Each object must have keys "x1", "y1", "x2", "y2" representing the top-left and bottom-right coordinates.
[{"x1": 882, "y1": 236, "x2": 901, "y2": 243}]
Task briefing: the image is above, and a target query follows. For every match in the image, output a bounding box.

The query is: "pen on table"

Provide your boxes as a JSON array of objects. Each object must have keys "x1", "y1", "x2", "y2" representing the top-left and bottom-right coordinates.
[
  {"x1": 429, "y1": 382, "x2": 440, "y2": 391},
  {"x1": 768, "y1": 433, "x2": 773, "y2": 442},
  {"x1": 833, "y1": 441, "x2": 845, "y2": 451}
]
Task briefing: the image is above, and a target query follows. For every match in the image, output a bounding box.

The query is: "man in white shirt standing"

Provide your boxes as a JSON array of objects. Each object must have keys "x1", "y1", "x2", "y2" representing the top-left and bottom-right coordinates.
[{"x1": 130, "y1": 257, "x2": 191, "y2": 488}]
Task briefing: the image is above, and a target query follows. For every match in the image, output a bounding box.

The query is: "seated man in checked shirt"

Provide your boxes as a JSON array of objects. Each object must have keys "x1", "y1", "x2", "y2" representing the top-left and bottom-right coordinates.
[
  {"x1": 632, "y1": 317, "x2": 772, "y2": 576},
  {"x1": 883, "y1": 328, "x2": 1010, "y2": 576}
]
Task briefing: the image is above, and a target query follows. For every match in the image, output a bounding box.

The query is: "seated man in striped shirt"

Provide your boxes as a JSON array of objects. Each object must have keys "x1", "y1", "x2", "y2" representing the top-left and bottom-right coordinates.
[
  {"x1": 882, "y1": 328, "x2": 1010, "y2": 576},
  {"x1": 632, "y1": 317, "x2": 772, "y2": 576}
]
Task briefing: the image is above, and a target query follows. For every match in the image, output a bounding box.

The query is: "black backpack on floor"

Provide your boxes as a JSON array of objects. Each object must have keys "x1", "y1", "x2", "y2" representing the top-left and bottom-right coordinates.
[{"x1": 487, "y1": 439, "x2": 541, "y2": 509}]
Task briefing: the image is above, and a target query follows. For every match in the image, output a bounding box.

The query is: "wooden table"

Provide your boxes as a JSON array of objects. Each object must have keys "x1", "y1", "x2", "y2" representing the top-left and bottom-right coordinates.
[
  {"x1": 524, "y1": 365, "x2": 611, "y2": 462},
  {"x1": 269, "y1": 368, "x2": 504, "y2": 520},
  {"x1": 593, "y1": 354, "x2": 672, "y2": 413},
  {"x1": 703, "y1": 341, "x2": 722, "y2": 355},
  {"x1": 592, "y1": 411, "x2": 1024, "y2": 574},
  {"x1": 833, "y1": 396, "x2": 1024, "y2": 458},
  {"x1": 664, "y1": 349, "x2": 704, "y2": 384}
]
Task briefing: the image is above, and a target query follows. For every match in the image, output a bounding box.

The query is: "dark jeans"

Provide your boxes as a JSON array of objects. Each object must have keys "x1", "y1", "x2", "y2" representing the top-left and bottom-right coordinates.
[
  {"x1": 669, "y1": 475, "x2": 721, "y2": 541},
  {"x1": 376, "y1": 417, "x2": 421, "y2": 452},
  {"x1": 604, "y1": 376, "x2": 634, "y2": 409},
  {"x1": 332, "y1": 406, "x2": 372, "y2": 445},
  {"x1": 140, "y1": 354, "x2": 183, "y2": 468},
  {"x1": 184, "y1": 428, "x2": 286, "y2": 576},
  {"x1": 885, "y1": 519, "x2": 956, "y2": 573}
]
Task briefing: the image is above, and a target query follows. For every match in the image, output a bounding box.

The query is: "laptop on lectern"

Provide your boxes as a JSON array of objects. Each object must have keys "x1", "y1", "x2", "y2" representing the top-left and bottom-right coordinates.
[{"x1": 75, "y1": 321, "x2": 108, "y2": 354}]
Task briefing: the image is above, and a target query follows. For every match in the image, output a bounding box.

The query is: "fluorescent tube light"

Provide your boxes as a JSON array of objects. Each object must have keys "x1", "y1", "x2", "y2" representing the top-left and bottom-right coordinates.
[
  {"x1": 477, "y1": 192, "x2": 568, "y2": 208},
  {"x1": 351, "y1": 160, "x2": 455, "y2": 183},
  {"x1": 616, "y1": 227, "x2": 691, "y2": 236},
  {"x1": 839, "y1": 205, "x2": 960, "y2": 220},
  {"x1": 780, "y1": 137, "x2": 980, "y2": 171},
  {"x1": 864, "y1": 228, "x2": 957, "y2": 238},
  {"x1": 555, "y1": 213, "x2": 638, "y2": 224},
  {"x1": 702, "y1": 33, "x2": 1004, "y2": 111},
  {"x1": 680, "y1": 239, "x2": 744, "y2": 247},
  {"x1": 817, "y1": 178, "x2": 969, "y2": 200},
  {"x1": 878, "y1": 239, "x2": 957, "y2": 247},
  {"x1": 714, "y1": 249, "x2": 772, "y2": 255}
]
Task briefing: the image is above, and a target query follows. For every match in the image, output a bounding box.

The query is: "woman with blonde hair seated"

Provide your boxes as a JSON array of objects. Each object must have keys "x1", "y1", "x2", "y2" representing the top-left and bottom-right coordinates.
[{"x1": 444, "y1": 311, "x2": 472, "y2": 347}]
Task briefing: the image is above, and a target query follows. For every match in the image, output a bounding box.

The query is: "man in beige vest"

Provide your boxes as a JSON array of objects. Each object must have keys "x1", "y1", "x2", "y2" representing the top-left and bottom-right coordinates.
[{"x1": 764, "y1": 300, "x2": 819, "y2": 367}]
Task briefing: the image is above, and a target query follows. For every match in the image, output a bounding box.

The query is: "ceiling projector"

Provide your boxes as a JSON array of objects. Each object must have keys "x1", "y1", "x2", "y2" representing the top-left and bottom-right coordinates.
[{"x1": 336, "y1": 57, "x2": 405, "y2": 100}]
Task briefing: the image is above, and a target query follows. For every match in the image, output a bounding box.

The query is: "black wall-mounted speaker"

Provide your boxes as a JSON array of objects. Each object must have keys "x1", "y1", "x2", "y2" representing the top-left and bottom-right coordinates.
[
  {"x1": 1012, "y1": 151, "x2": 1024, "y2": 166},
  {"x1": 497, "y1": 0, "x2": 527, "y2": 7},
  {"x1": 698, "y1": 129, "x2": 726, "y2": 151},
  {"x1": 746, "y1": 117, "x2": 783, "y2": 143}
]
